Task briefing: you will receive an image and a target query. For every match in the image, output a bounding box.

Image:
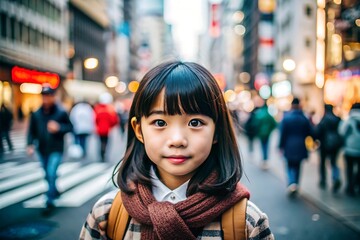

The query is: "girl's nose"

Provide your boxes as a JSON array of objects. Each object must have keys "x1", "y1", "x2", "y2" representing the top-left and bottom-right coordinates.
[{"x1": 168, "y1": 128, "x2": 188, "y2": 148}]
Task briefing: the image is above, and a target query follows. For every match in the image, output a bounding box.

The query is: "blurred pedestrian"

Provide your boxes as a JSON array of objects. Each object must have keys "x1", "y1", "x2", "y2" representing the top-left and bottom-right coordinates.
[
  {"x1": 69, "y1": 100, "x2": 95, "y2": 157},
  {"x1": 0, "y1": 103, "x2": 14, "y2": 154},
  {"x1": 26, "y1": 86, "x2": 73, "y2": 214},
  {"x1": 115, "y1": 101, "x2": 129, "y2": 135},
  {"x1": 17, "y1": 105, "x2": 24, "y2": 122},
  {"x1": 94, "y1": 93, "x2": 119, "y2": 162},
  {"x1": 244, "y1": 108, "x2": 258, "y2": 152},
  {"x1": 279, "y1": 97, "x2": 313, "y2": 197},
  {"x1": 315, "y1": 104, "x2": 343, "y2": 192},
  {"x1": 254, "y1": 103, "x2": 277, "y2": 169},
  {"x1": 80, "y1": 61, "x2": 273, "y2": 240},
  {"x1": 119, "y1": 109, "x2": 129, "y2": 134},
  {"x1": 338, "y1": 103, "x2": 360, "y2": 196}
]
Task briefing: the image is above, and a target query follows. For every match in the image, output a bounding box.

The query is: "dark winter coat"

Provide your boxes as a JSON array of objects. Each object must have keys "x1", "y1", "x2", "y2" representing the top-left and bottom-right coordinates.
[
  {"x1": 27, "y1": 104, "x2": 73, "y2": 156},
  {"x1": 315, "y1": 110, "x2": 342, "y2": 153},
  {"x1": 0, "y1": 105, "x2": 13, "y2": 132},
  {"x1": 279, "y1": 109, "x2": 313, "y2": 162}
]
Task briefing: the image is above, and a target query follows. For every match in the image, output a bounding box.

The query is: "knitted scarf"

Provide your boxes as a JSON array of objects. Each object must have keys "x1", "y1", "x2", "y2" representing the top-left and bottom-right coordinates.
[{"x1": 121, "y1": 173, "x2": 250, "y2": 240}]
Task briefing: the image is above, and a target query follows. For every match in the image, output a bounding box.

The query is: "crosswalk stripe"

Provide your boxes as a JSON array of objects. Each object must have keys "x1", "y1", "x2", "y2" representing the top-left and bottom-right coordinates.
[
  {"x1": 1, "y1": 130, "x2": 26, "y2": 157},
  {"x1": 0, "y1": 162, "x2": 81, "y2": 192},
  {"x1": 57, "y1": 162, "x2": 83, "y2": 176},
  {"x1": 0, "y1": 162, "x2": 40, "y2": 180},
  {"x1": 0, "y1": 162, "x2": 88, "y2": 209},
  {"x1": 57, "y1": 163, "x2": 109, "y2": 191},
  {"x1": 0, "y1": 179, "x2": 47, "y2": 209},
  {"x1": 0, "y1": 170, "x2": 44, "y2": 192},
  {"x1": 23, "y1": 163, "x2": 111, "y2": 208},
  {"x1": 0, "y1": 162, "x2": 17, "y2": 170},
  {"x1": 56, "y1": 169, "x2": 114, "y2": 207}
]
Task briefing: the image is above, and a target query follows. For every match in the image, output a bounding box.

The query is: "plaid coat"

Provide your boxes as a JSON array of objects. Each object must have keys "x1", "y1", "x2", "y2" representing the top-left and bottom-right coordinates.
[{"x1": 79, "y1": 190, "x2": 274, "y2": 240}]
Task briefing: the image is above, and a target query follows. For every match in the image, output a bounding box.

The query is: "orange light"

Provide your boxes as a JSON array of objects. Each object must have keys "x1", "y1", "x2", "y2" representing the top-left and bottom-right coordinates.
[
  {"x1": 213, "y1": 73, "x2": 226, "y2": 90},
  {"x1": 11, "y1": 66, "x2": 60, "y2": 89},
  {"x1": 128, "y1": 81, "x2": 139, "y2": 93},
  {"x1": 258, "y1": 0, "x2": 276, "y2": 13}
]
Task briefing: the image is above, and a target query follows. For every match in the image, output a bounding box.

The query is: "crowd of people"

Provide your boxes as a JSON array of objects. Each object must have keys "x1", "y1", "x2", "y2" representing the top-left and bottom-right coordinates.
[
  {"x1": 243, "y1": 98, "x2": 360, "y2": 198},
  {"x1": 24, "y1": 86, "x2": 129, "y2": 215},
  {"x1": 0, "y1": 61, "x2": 359, "y2": 237}
]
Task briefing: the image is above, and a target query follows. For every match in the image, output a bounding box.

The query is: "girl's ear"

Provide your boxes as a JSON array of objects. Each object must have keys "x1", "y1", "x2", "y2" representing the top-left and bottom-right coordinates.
[{"x1": 131, "y1": 117, "x2": 144, "y2": 143}]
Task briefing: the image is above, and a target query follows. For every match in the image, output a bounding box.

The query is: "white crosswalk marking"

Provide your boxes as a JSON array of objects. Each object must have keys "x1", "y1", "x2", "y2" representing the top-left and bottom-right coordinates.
[
  {"x1": 0, "y1": 162, "x2": 41, "y2": 180},
  {"x1": 23, "y1": 163, "x2": 111, "y2": 208},
  {"x1": 56, "y1": 169, "x2": 114, "y2": 207},
  {"x1": 0, "y1": 162, "x2": 17, "y2": 170},
  {"x1": 1, "y1": 129, "x2": 27, "y2": 160},
  {"x1": 0, "y1": 162, "x2": 81, "y2": 192},
  {"x1": 0, "y1": 161, "x2": 114, "y2": 209},
  {"x1": 0, "y1": 170, "x2": 44, "y2": 192}
]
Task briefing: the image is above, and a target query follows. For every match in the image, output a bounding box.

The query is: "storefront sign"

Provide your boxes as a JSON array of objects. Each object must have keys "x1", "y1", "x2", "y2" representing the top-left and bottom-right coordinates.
[{"x1": 11, "y1": 66, "x2": 60, "y2": 89}]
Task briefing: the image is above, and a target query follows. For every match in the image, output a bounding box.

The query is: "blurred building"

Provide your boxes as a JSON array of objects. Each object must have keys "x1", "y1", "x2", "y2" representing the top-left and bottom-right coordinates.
[
  {"x1": 0, "y1": 0, "x2": 68, "y2": 119},
  {"x1": 199, "y1": 0, "x2": 245, "y2": 92},
  {"x1": 64, "y1": 0, "x2": 111, "y2": 104},
  {"x1": 132, "y1": 0, "x2": 173, "y2": 79},
  {"x1": 274, "y1": 0, "x2": 321, "y2": 114},
  {"x1": 322, "y1": 0, "x2": 360, "y2": 114}
]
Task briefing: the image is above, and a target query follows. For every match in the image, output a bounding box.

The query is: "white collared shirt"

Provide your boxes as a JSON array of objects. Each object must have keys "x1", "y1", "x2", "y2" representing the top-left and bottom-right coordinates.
[{"x1": 150, "y1": 166, "x2": 189, "y2": 204}]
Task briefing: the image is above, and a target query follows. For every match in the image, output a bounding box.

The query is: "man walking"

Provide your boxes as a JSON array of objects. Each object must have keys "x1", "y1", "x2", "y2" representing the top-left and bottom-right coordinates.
[
  {"x1": 279, "y1": 97, "x2": 313, "y2": 197},
  {"x1": 254, "y1": 103, "x2": 277, "y2": 169},
  {"x1": 27, "y1": 86, "x2": 73, "y2": 214},
  {"x1": 315, "y1": 104, "x2": 343, "y2": 192}
]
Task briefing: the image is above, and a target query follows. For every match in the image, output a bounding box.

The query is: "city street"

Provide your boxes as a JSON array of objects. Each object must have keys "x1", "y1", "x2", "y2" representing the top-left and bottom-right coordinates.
[
  {"x1": 1, "y1": 0, "x2": 359, "y2": 239},
  {"x1": 0, "y1": 125, "x2": 359, "y2": 239},
  {"x1": 239, "y1": 134, "x2": 360, "y2": 240}
]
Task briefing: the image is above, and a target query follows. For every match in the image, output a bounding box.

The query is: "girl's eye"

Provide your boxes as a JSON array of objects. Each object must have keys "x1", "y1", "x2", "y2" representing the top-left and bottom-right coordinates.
[
  {"x1": 154, "y1": 120, "x2": 166, "y2": 127},
  {"x1": 189, "y1": 119, "x2": 203, "y2": 127}
]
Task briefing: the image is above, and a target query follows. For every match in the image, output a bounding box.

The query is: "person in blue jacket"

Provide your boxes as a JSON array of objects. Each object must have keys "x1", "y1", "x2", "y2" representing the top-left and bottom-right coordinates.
[{"x1": 279, "y1": 97, "x2": 313, "y2": 197}]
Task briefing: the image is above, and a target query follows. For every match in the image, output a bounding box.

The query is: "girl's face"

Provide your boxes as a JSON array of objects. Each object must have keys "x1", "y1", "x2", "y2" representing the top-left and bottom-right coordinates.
[{"x1": 132, "y1": 90, "x2": 217, "y2": 189}]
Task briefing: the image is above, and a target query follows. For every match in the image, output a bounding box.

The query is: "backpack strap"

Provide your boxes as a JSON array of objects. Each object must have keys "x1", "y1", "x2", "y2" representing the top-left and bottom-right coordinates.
[
  {"x1": 107, "y1": 191, "x2": 130, "y2": 240},
  {"x1": 221, "y1": 198, "x2": 248, "y2": 240}
]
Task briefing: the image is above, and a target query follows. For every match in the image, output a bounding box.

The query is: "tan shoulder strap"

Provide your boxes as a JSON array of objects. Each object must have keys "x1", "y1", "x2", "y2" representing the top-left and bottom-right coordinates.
[
  {"x1": 107, "y1": 191, "x2": 130, "y2": 240},
  {"x1": 221, "y1": 198, "x2": 248, "y2": 240}
]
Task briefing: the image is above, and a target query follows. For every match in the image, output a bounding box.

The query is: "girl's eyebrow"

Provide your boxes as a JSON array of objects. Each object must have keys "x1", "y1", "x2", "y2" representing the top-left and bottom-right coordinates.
[{"x1": 148, "y1": 110, "x2": 165, "y2": 116}]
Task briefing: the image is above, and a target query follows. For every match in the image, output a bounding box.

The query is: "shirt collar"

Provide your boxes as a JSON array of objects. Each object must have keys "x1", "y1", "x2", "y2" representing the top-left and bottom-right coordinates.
[{"x1": 150, "y1": 166, "x2": 188, "y2": 203}]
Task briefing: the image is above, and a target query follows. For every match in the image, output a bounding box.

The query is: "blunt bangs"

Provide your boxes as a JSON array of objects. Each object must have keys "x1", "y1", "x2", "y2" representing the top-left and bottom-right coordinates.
[{"x1": 137, "y1": 62, "x2": 221, "y2": 121}]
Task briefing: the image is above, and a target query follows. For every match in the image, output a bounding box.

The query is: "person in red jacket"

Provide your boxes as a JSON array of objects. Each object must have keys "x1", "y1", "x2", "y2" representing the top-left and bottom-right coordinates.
[{"x1": 94, "y1": 93, "x2": 119, "y2": 162}]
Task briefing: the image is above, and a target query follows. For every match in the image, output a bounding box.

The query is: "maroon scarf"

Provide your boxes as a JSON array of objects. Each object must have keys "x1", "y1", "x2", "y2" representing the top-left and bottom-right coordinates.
[{"x1": 121, "y1": 174, "x2": 250, "y2": 240}]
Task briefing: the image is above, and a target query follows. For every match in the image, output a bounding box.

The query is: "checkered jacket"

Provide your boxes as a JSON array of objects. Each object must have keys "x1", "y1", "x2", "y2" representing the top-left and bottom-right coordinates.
[{"x1": 79, "y1": 190, "x2": 274, "y2": 240}]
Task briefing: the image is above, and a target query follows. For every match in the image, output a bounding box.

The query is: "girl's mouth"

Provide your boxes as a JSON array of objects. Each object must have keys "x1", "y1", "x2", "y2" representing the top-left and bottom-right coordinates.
[{"x1": 166, "y1": 156, "x2": 189, "y2": 164}]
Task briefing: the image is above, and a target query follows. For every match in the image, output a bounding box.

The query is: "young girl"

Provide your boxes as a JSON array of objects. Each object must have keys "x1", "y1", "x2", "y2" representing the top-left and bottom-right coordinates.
[{"x1": 79, "y1": 61, "x2": 274, "y2": 239}]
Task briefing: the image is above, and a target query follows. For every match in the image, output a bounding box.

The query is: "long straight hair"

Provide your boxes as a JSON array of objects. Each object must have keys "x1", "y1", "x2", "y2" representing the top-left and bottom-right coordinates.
[{"x1": 114, "y1": 61, "x2": 243, "y2": 196}]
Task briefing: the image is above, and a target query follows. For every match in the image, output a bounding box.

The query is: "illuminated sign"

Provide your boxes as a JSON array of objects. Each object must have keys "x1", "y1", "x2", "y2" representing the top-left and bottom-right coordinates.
[
  {"x1": 210, "y1": 4, "x2": 220, "y2": 38},
  {"x1": 11, "y1": 66, "x2": 60, "y2": 89}
]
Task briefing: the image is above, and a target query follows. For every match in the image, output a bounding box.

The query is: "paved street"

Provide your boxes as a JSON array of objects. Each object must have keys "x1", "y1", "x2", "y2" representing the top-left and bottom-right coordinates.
[
  {"x1": 239, "y1": 132, "x2": 360, "y2": 239},
  {"x1": 0, "y1": 124, "x2": 359, "y2": 239}
]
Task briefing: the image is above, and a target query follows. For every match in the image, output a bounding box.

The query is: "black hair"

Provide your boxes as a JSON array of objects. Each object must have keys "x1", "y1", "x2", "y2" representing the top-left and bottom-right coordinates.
[
  {"x1": 351, "y1": 102, "x2": 360, "y2": 110},
  {"x1": 291, "y1": 97, "x2": 300, "y2": 105},
  {"x1": 113, "y1": 61, "x2": 243, "y2": 196},
  {"x1": 325, "y1": 104, "x2": 334, "y2": 112}
]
